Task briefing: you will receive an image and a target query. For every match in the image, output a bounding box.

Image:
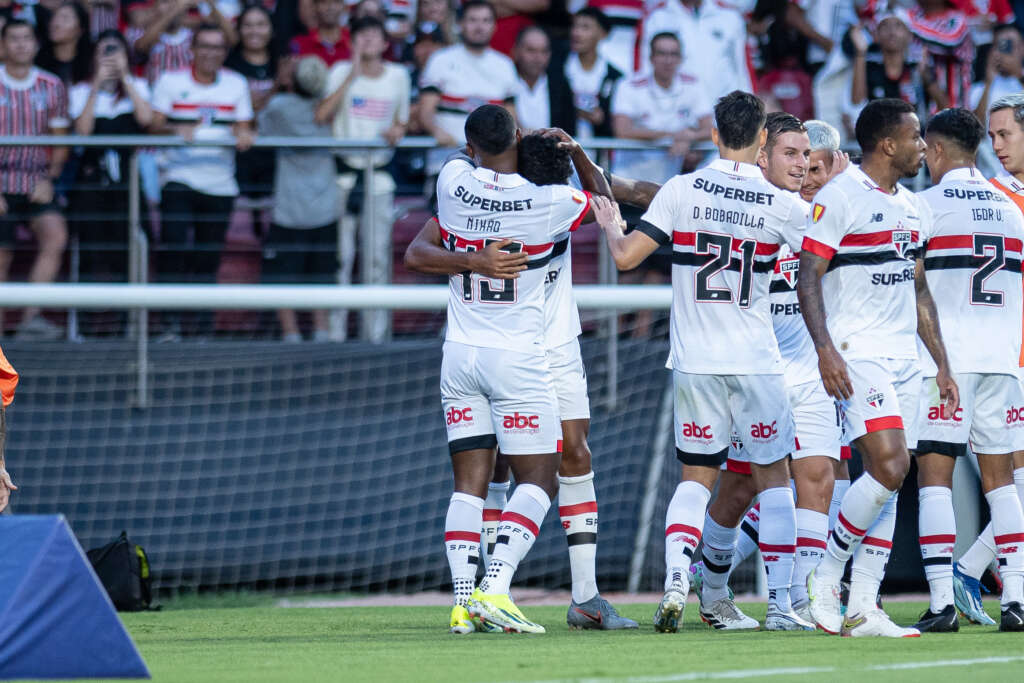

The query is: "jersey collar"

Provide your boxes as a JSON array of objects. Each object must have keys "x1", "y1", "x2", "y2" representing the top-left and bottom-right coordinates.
[
  {"x1": 707, "y1": 158, "x2": 763, "y2": 179},
  {"x1": 941, "y1": 166, "x2": 982, "y2": 183},
  {"x1": 847, "y1": 164, "x2": 906, "y2": 196},
  {"x1": 471, "y1": 166, "x2": 528, "y2": 188},
  {"x1": 993, "y1": 172, "x2": 1024, "y2": 195}
]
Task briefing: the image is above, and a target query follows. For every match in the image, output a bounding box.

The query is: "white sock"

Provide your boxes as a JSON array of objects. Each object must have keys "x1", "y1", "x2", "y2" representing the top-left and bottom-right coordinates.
[
  {"x1": 986, "y1": 484, "x2": 1024, "y2": 605},
  {"x1": 792, "y1": 508, "x2": 828, "y2": 607},
  {"x1": 665, "y1": 481, "x2": 711, "y2": 590},
  {"x1": 479, "y1": 483, "x2": 551, "y2": 595},
  {"x1": 819, "y1": 473, "x2": 892, "y2": 582},
  {"x1": 700, "y1": 513, "x2": 738, "y2": 603},
  {"x1": 918, "y1": 486, "x2": 955, "y2": 612},
  {"x1": 481, "y1": 480, "x2": 509, "y2": 570},
  {"x1": 848, "y1": 492, "x2": 897, "y2": 615},
  {"x1": 828, "y1": 477, "x2": 851, "y2": 532},
  {"x1": 957, "y1": 524, "x2": 998, "y2": 580},
  {"x1": 1016, "y1": 467, "x2": 1024, "y2": 502},
  {"x1": 445, "y1": 492, "x2": 483, "y2": 606},
  {"x1": 730, "y1": 503, "x2": 760, "y2": 571},
  {"x1": 758, "y1": 486, "x2": 797, "y2": 612},
  {"x1": 559, "y1": 471, "x2": 599, "y2": 603}
]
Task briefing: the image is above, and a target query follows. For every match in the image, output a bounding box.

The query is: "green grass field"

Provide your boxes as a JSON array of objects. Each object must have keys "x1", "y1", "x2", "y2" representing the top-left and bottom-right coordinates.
[{"x1": 32, "y1": 598, "x2": 1024, "y2": 683}]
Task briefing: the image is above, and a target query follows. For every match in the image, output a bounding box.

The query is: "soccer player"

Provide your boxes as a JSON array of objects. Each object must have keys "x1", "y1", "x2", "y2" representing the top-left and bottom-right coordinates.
[
  {"x1": 912, "y1": 107, "x2": 1024, "y2": 633},
  {"x1": 950, "y1": 92, "x2": 1024, "y2": 628},
  {"x1": 419, "y1": 105, "x2": 593, "y2": 634},
  {"x1": 406, "y1": 131, "x2": 639, "y2": 630},
  {"x1": 592, "y1": 91, "x2": 808, "y2": 633},
  {"x1": 800, "y1": 98, "x2": 958, "y2": 637},
  {"x1": 800, "y1": 120, "x2": 850, "y2": 206}
]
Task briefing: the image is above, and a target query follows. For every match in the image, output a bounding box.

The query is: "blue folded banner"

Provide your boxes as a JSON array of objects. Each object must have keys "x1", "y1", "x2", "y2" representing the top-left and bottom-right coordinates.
[{"x1": 0, "y1": 515, "x2": 150, "y2": 679}]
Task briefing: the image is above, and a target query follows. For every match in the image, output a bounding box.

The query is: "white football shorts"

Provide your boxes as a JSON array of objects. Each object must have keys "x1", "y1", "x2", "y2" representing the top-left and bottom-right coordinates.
[
  {"x1": 440, "y1": 341, "x2": 562, "y2": 455},
  {"x1": 673, "y1": 371, "x2": 796, "y2": 467},
  {"x1": 546, "y1": 337, "x2": 590, "y2": 421},
  {"x1": 840, "y1": 357, "x2": 922, "y2": 448},
  {"x1": 917, "y1": 372, "x2": 1024, "y2": 456},
  {"x1": 789, "y1": 379, "x2": 843, "y2": 461}
]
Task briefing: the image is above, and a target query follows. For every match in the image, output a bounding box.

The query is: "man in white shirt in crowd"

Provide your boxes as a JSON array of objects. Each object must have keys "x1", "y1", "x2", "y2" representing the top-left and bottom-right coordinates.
[
  {"x1": 319, "y1": 16, "x2": 410, "y2": 342},
  {"x1": 150, "y1": 23, "x2": 253, "y2": 338},
  {"x1": 512, "y1": 26, "x2": 576, "y2": 134},
  {"x1": 418, "y1": 0, "x2": 518, "y2": 175},
  {"x1": 611, "y1": 32, "x2": 711, "y2": 184}
]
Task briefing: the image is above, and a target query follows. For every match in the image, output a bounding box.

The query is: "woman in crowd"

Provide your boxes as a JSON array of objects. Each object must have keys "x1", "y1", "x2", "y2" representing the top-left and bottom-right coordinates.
[
  {"x1": 36, "y1": 0, "x2": 92, "y2": 86},
  {"x1": 69, "y1": 29, "x2": 152, "y2": 333}
]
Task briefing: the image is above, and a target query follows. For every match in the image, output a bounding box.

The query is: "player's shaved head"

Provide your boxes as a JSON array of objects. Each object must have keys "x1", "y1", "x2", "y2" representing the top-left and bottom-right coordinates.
[
  {"x1": 518, "y1": 134, "x2": 572, "y2": 185},
  {"x1": 465, "y1": 104, "x2": 516, "y2": 156},
  {"x1": 714, "y1": 91, "x2": 766, "y2": 150},
  {"x1": 855, "y1": 98, "x2": 915, "y2": 153},
  {"x1": 925, "y1": 108, "x2": 984, "y2": 156}
]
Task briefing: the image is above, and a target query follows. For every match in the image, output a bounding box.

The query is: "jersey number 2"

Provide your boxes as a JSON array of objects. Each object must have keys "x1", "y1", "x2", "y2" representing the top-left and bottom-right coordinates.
[
  {"x1": 694, "y1": 231, "x2": 756, "y2": 307},
  {"x1": 971, "y1": 233, "x2": 1005, "y2": 306}
]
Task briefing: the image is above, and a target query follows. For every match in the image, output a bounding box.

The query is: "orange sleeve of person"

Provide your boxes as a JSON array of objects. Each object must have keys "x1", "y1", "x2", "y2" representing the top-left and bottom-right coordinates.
[
  {"x1": 990, "y1": 180, "x2": 1024, "y2": 368},
  {"x1": 0, "y1": 346, "x2": 18, "y2": 407}
]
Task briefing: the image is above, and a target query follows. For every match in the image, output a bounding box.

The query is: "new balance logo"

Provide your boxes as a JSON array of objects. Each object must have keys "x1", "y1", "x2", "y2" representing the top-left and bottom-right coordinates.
[
  {"x1": 503, "y1": 412, "x2": 540, "y2": 430},
  {"x1": 681, "y1": 422, "x2": 713, "y2": 439},
  {"x1": 871, "y1": 213, "x2": 884, "y2": 223},
  {"x1": 446, "y1": 407, "x2": 473, "y2": 425},
  {"x1": 750, "y1": 421, "x2": 778, "y2": 440}
]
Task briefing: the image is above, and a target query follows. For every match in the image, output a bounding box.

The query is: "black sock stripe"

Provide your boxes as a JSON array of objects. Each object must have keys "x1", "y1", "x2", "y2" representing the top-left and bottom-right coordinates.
[
  {"x1": 567, "y1": 532, "x2": 598, "y2": 547},
  {"x1": 740, "y1": 521, "x2": 759, "y2": 543},
  {"x1": 834, "y1": 536, "x2": 849, "y2": 552},
  {"x1": 922, "y1": 556, "x2": 952, "y2": 567},
  {"x1": 683, "y1": 546, "x2": 695, "y2": 559},
  {"x1": 495, "y1": 535, "x2": 510, "y2": 546},
  {"x1": 468, "y1": 555, "x2": 479, "y2": 565},
  {"x1": 999, "y1": 557, "x2": 1008, "y2": 566},
  {"x1": 701, "y1": 557, "x2": 731, "y2": 574},
  {"x1": 486, "y1": 542, "x2": 496, "y2": 554}
]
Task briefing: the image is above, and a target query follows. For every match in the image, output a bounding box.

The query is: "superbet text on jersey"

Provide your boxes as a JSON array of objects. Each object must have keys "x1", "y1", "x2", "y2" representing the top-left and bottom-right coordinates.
[
  {"x1": 638, "y1": 159, "x2": 805, "y2": 464},
  {"x1": 916, "y1": 167, "x2": 1024, "y2": 454},
  {"x1": 802, "y1": 165, "x2": 934, "y2": 443},
  {"x1": 436, "y1": 157, "x2": 590, "y2": 455}
]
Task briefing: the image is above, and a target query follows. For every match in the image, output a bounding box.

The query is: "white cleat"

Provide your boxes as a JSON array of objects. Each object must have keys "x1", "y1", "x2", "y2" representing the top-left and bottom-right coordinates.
[
  {"x1": 842, "y1": 609, "x2": 921, "y2": 638},
  {"x1": 765, "y1": 604, "x2": 816, "y2": 631},
  {"x1": 807, "y1": 568, "x2": 843, "y2": 635},
  {"x1": 654, "y1": 581, "x2": 688, "y2": 633},
  {"x1": 699, "y1": 598, "x2": 760, "y2": 630},
  {"x1": 793, "y1": 600, "x2": 813, "y2": 624}
]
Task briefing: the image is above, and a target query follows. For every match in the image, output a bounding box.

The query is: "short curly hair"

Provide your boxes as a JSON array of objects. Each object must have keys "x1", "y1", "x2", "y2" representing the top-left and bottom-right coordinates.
[{"x1": 517, "y1": 133, "x2": 572, "y2": 186}]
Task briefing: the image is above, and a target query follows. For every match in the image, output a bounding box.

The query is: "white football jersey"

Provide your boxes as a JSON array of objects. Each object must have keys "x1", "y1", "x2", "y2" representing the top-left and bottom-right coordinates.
[
  {"x1": 917, "y1": 167, "x2": 1024, "y2": 376},
  {"x1": 639, "y1": 159, "x2": 806, "y2": 375},
  {"x1": 544, "y1": 237, "x2": 582, "y2": 350},
  {"x1": 437, "y1": 158, "x2": 590, "y2": 354},
  {"x1": 802, "y1": 165, "x2": 934, "y2": 362},
  {"x1": 771, "y1": 240, "x2": 820, "y2": 387}
]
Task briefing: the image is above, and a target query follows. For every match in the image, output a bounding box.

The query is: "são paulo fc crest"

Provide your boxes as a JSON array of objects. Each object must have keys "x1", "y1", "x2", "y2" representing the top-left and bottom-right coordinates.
[
  {"x1": 811, "y1": 203, "x2": 826, "y2": 223},
  {"x1": 866, "y1": 387, "x2": 885, "y2": 409},
  {"x1": 892, "y1": 223, "x2": 913, "y2": 259},
  {"x1": 778, "y1": 256, "x2": 799, "y2": 288}
]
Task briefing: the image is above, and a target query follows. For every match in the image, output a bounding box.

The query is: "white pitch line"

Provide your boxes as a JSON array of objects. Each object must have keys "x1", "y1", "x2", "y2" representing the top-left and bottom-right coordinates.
[{"x1": 506, "y1": 654, "x2": 1024, "y2": 683}]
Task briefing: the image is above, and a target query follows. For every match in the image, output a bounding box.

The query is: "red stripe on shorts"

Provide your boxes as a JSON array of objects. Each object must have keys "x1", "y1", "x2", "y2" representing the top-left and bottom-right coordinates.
[{"x1": 865, "y1": 416, "x2": 904, "y2": 433}]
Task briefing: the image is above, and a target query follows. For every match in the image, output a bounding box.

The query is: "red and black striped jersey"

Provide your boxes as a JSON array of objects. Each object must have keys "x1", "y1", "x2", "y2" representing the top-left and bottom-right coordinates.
[{"x1": 0, "y1": 66, "x2": 69, "y2": 195}]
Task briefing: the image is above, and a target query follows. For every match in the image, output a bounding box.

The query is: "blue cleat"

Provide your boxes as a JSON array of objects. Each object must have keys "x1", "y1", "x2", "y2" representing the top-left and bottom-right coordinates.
[{"x1": 953, "y1": 565, "x2": 997, "y2": 626}]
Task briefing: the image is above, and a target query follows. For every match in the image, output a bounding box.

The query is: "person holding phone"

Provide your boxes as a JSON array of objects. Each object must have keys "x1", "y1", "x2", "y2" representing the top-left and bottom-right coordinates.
[{"x1": 971, "y1": 24, "x2": 1024, "y2": 122}]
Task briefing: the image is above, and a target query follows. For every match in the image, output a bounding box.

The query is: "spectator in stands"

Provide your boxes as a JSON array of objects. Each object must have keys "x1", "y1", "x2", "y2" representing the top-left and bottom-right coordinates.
[
  {"x1": 952, "y1": 0, "x2": 1015, "y2": 81},
  {"x1": 611, "y1": 32, "x2": 712, "y2": 184},
  {"x1": 227, "y1": 4, "x2": 277, "y2": 203},
  {"x1": 849, "y1": 14, "x2": 942, "y2": 109},
  {"x1": 488, "y1": 0, "x2": 550, "y2": 57},
  {"x1": 418, "y1": 0, "x2": 517, "y2": 174},
  {"x1": 784, "y1": 0, "x2": 840, "y2": 75},
  {"x1": 259, "y1": 56, "x2": 340, "y2": 342},
  {"x1": 150, "y1": 24, "x2": 253, "y2": 338},
  {"x1": 0, "y1": 20, "x2": 70, "y2": 340},
  {"x1": 36, "y1": 1, "x2": 91, "y2": 87},
  {"x1": 908, "y1": 0, "x2": 973, "y2": 108},
  {"x1": 641, "y1": 0, "x2": 752, "y2": 101},
  {"x1": 290, "y1": 0, "x2": 350, "y2": 66},
  {"x1": 69, "y1": 29, "x2": 151, "y2": 334},
  {"x1": 319, "y1": 16, "x2": 409, "y2": 342},
  {"x1": 85, "y1": 0, "x2": 120, "y2": 38},
  {"x1": 136, "y1": 0, "x2": 237, "y2": 84},
  {"x1": 563, "y1": 7, "x2": 622, "y2": 140},
  {"x1": 513, "y1": 25, "x2": 575, "y2": 133},
  {"x1": 971, "y1": 23, "x2": 1024, "y2": 121},
  {"x1": 583, "y1": 0, "x2": 642, "y2": 75},
  {"x1": 413, "y1": 0, "x2": 456, "y2": 45},
  {"x1": 756, "y1": 37, "x2": 815, "y2": 122}
]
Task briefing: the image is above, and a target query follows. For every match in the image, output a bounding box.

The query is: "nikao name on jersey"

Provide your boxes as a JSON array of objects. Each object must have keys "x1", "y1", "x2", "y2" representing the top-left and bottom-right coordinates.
[
  {"x1": 692, "y1": 205, "x2": 766, "y2": 229},
  {"x1": 942, "y1": 187, "x2": 1008, "y2": 203},
  {"x1": 692, "y1": 178, "x2": 774, "y2": 205},
  {"x1": 465, "y1": 216, "x2": 501, "y2": 232},
  {"x1": 454, "y1": 185, "x2": 534, "y2": 212}
]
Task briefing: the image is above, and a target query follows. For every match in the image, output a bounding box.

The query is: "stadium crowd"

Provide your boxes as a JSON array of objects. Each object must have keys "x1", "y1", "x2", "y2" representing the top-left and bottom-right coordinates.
[{"x1": 2, "y1": 0, "x2": 1024, "y2": 340}]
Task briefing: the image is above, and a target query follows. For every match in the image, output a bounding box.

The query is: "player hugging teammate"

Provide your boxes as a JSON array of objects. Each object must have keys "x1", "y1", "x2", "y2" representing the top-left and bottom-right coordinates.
[{"x1": 407, "y1": 92, "x2": 1024, "y2": 636}]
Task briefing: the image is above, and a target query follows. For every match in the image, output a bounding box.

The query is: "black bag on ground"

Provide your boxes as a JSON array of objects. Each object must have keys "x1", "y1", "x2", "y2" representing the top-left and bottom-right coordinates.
[{"x1": 86, "y1": 531, "x2": 158, "y2": 611}]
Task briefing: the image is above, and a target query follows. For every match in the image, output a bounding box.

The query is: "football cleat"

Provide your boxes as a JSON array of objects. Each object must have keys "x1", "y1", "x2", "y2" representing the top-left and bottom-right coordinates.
[
  {"x1": 1000, "y1": 601, "x2": 1024, "y2": 632},
  {"x1": 566, "y1": 595, "x2": 639, "y2": 630},
  {"x1": 653, "y1": 582, "x2": 688, "y2": 633},
  {"x1": 807, "y1": 568, "x2": 843, "y2": 635},
  {"x1": 765, "y1": 604, "x2": 816, "y2": 631},
  {"x1": 841, "y1": 609, "x2": 920, "y2": 638},
  {"x1": 449, "y1": 605, "x2": 475, "y2": 634},
  {"x1": 691, "y1": 561, "x2": 734, "y2": 603},
  {"x1": 913, "y1": 604, "x2": 959, "y2": 633},
  {"x1": 468, "y1": 589, "x2": 545, "y2": 634},
  {"x1": 699, "y1": 598, "x2": 759, "y2": 630},
  {"x1": 953, "y1": 565, "x2": 997, "y2": 626},
  {"x1": 793, "y1": 600, "x2": 813, "y2": 624}
]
